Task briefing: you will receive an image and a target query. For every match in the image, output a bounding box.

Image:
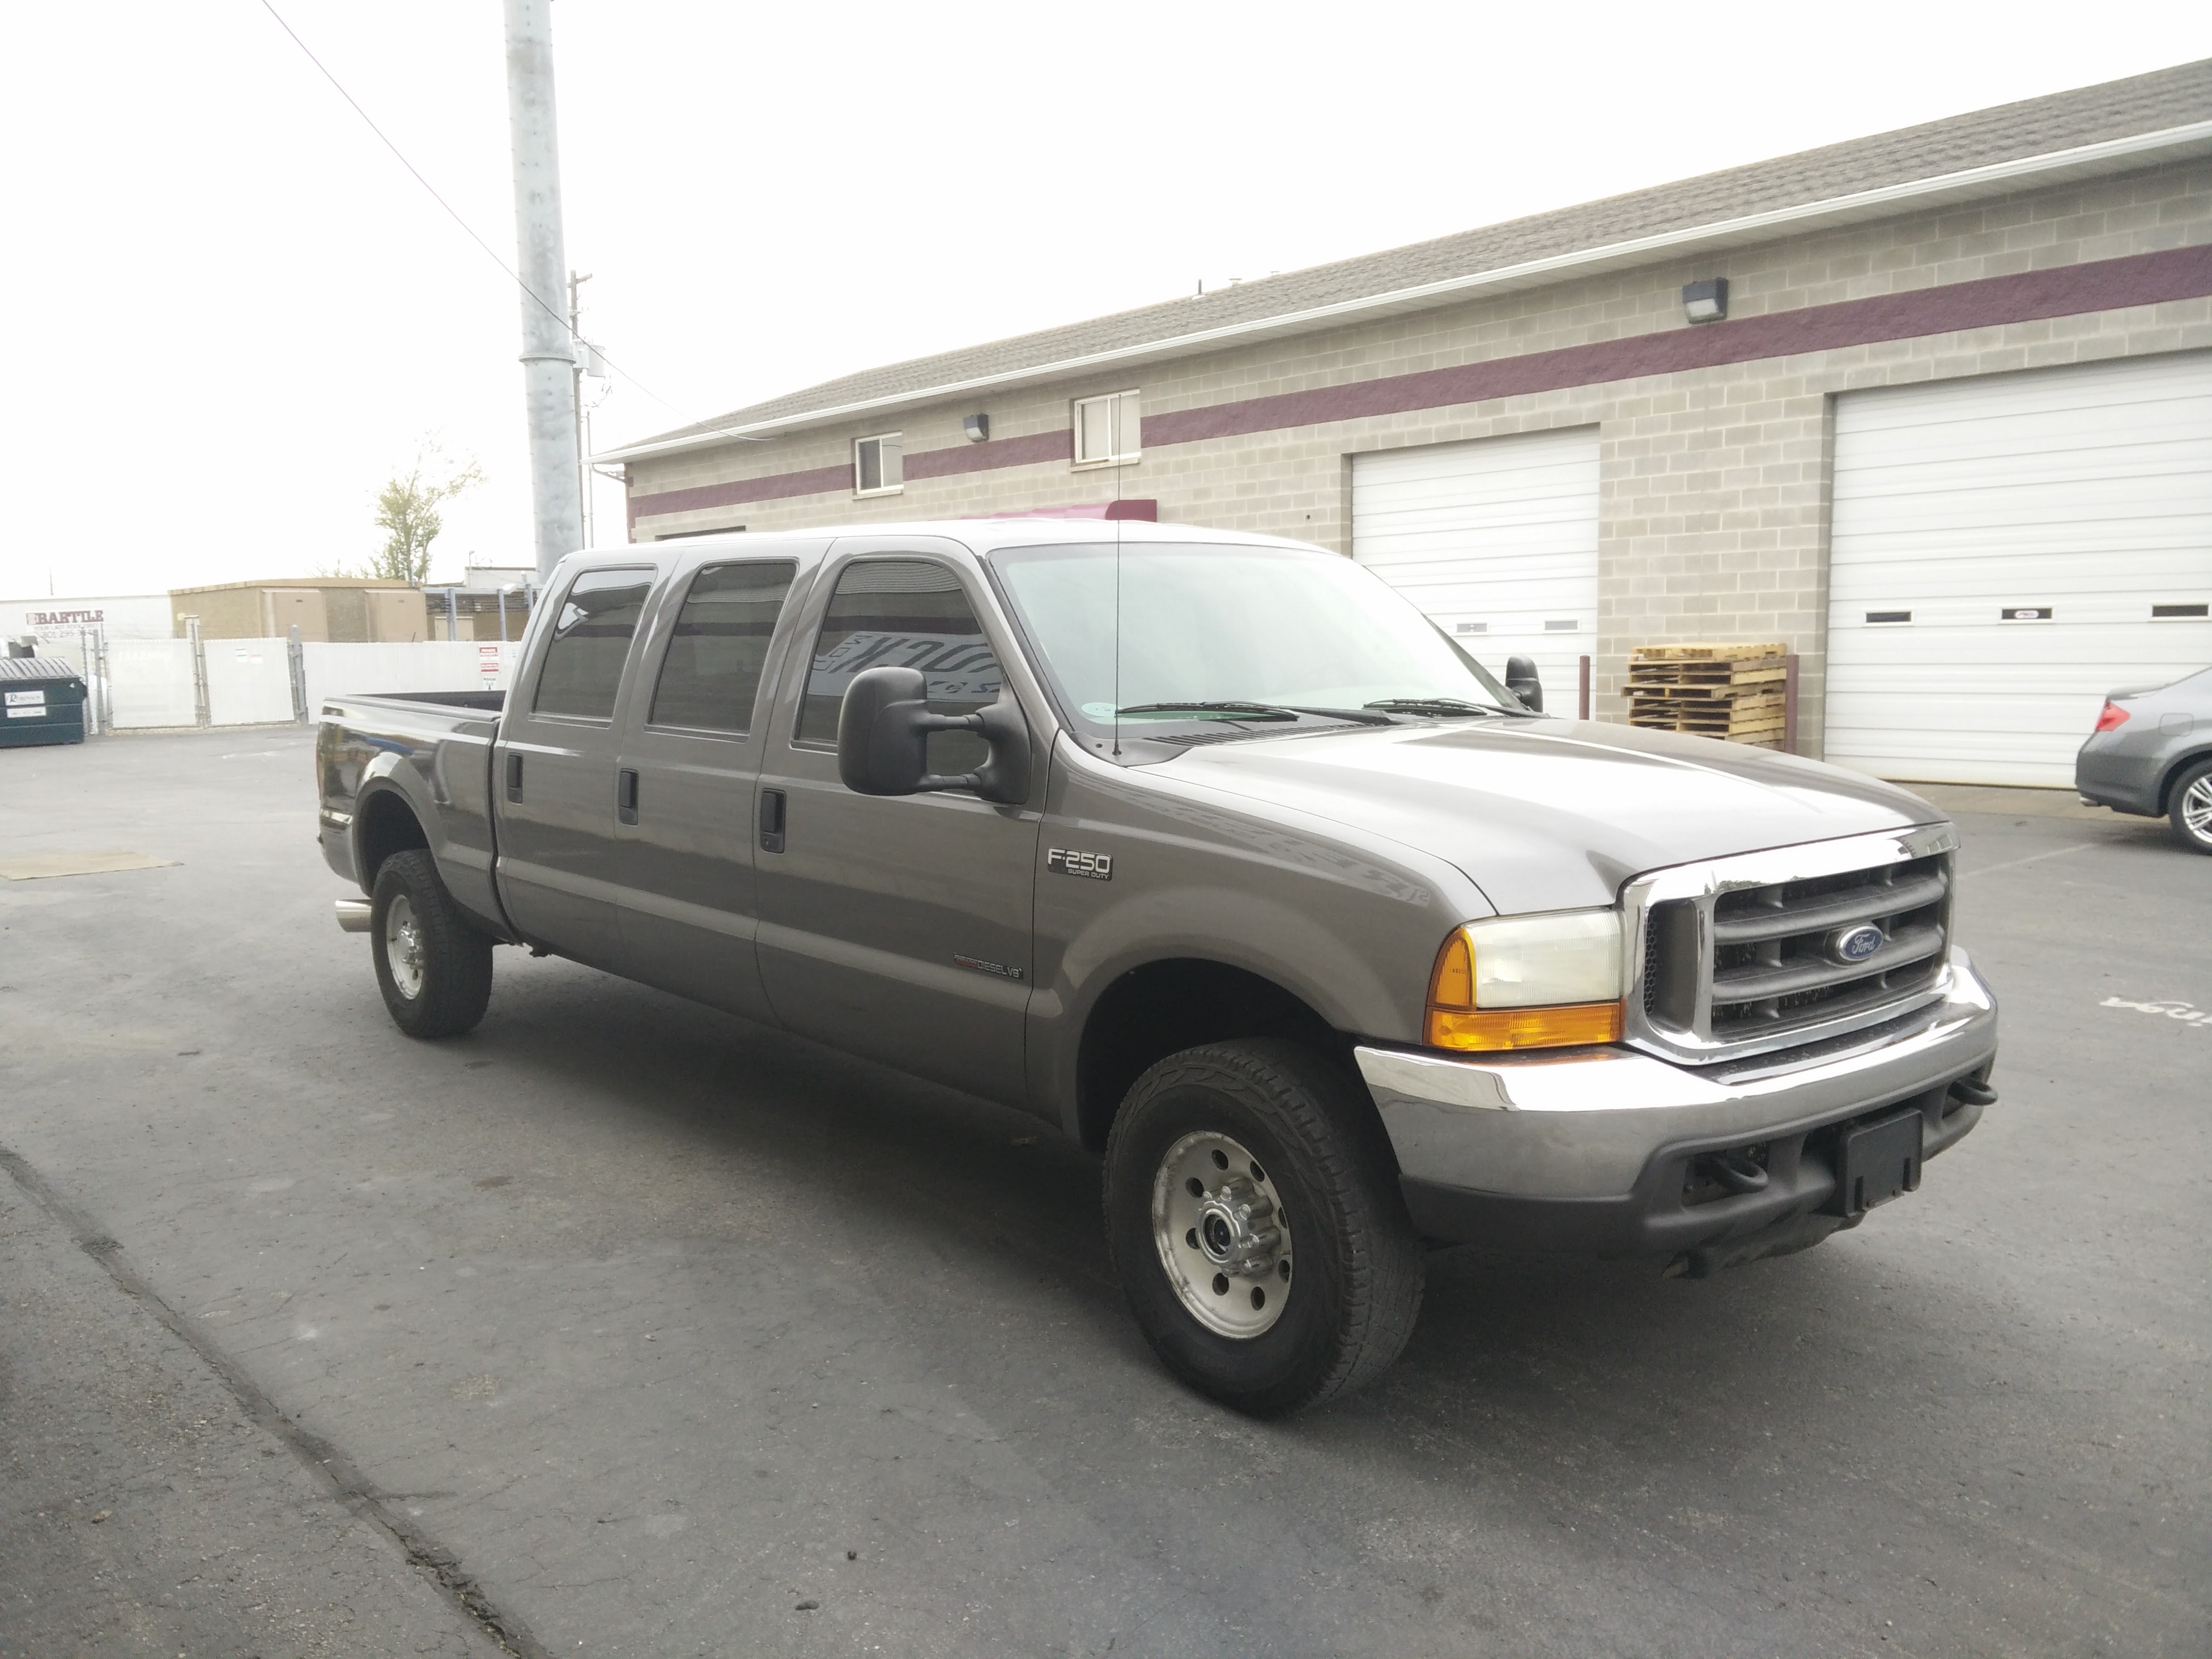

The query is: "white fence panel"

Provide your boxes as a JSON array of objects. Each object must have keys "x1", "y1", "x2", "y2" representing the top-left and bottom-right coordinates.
[
  {"x1": 106, "y1": 639, "x2": 199, "y2": 728},
  {"x1": 304, "y1": 640, "x2": 510, "y2": 713},
  {"x1": 205, "y1": 639, "x2": 297, "y2": 725}
]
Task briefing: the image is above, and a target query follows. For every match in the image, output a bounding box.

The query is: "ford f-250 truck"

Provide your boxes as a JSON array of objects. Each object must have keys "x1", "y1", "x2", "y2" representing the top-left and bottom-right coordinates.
[{"x1": 316, "y1": 520, "x2": 1997, "y2": 1415}]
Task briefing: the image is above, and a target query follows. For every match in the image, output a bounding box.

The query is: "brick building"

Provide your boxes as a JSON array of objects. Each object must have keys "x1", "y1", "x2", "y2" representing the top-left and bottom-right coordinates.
[{"x1": 599, "y1": 63, "x2": 2212, "y2": 787}]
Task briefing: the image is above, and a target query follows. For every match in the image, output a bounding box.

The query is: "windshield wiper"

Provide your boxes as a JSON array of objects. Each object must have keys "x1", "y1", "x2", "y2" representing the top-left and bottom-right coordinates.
[
  {"x1": 1361, "y1": 697, "x2": 1511, "y2": 717},
  {"x1": 1115, "y1": 701, "x2": 1301, "y2": 722}
]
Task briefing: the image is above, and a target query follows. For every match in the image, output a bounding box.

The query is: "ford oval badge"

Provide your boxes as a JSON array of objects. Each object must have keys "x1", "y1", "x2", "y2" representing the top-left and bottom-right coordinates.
[{"x1": 1833, "y1": 924, "x2": 1885, "y2": 963}]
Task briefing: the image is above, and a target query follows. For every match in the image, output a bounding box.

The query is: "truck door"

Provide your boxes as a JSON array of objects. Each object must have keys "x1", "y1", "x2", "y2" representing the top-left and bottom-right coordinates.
[
  {"x1": 608, "y1": 554, "x2": 807, "y2": 1021},
  {"x1": 492, "y1": 564, "x2": 653, "y2": 970},
  {"x1": 753, "y1": 547, "x2": 1042, "y2": 1106}
]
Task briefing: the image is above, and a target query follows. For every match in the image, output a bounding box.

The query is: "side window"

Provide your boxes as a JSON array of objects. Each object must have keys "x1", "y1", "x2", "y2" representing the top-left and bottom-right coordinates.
[
  {"x1": 647, "y1": 559, "x2": 798, "y2": 734},
  {"x1": 797, "y1": 558, "x2": 1000, "y2": 774},
  {"x1": 532, "y1": 567, "x2": 652, "y2": 720}
]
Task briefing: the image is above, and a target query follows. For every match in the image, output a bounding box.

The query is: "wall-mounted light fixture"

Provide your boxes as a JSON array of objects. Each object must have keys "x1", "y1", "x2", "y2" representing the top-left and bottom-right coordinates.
[
  {"x1": 1682, "y1": 278, "x2": 1729, "y2": 324},
  {"x1": 963, "y1": 413, "x2": 991, "y2": 443}
]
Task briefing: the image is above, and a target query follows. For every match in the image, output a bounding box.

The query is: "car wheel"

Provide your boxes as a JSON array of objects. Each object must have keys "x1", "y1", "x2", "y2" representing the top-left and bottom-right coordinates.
[
  {"x1": 370, "y1": 850, "x2": 494, "y2": 1037},
  {"x1": 2170, "y1": 759, "x2": 2212, "y2": 856},
  {"x1": 1103, "y1": 1039, "x2": 1423, "y2": 1417}
]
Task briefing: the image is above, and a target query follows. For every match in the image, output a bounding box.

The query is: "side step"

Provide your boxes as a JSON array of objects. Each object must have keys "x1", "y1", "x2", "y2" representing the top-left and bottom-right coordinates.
[{"x1": 335, "y1": 898, "x2": 372, "y2": 934}]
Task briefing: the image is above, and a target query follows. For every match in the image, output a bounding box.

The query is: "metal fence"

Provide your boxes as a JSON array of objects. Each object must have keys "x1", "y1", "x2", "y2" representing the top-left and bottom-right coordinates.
[{"x1": 37, "y1": 630, "x2": 516, "y2": 731}]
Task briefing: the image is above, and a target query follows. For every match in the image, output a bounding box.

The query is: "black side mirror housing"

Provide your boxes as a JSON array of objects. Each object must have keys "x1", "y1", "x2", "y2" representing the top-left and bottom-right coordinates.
[
  {"x1": 1504, "y1": 655, "x2": 1544, "y2": 713},
  {"x1": 836, "y1": 665, "x2": 1031, "y2": 805}
]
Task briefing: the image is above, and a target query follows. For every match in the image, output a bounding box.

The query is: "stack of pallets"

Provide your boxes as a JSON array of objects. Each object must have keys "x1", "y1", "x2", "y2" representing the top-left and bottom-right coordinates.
[{"x1": 1624, "y1": 643, "x2": 1789, "y2": 748}]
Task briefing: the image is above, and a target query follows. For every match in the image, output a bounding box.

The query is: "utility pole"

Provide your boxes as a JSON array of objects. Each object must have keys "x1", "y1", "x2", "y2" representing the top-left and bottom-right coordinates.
[
  {"x1": 504, "y1": 0, "x2": 582, "y2": 581},
  {"x1": 569, "y1": 269, "x2": 593, "y2": 548}
]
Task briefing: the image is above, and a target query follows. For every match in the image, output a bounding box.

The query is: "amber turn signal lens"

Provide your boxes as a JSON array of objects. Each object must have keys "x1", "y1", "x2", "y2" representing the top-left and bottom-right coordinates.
[{"x1": 1424, "y1": 1002, "x2": 1624, "y2": 1052}]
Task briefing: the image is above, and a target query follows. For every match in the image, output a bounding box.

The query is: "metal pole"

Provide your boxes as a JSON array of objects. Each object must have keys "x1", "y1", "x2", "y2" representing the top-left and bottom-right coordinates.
[
  {"x1": 446, "y1": 588, "x2": 460, "y2": 641},
  {"x1": 570, "y1": 269, "x2": 592, "y2": 549},
  {"x1": 1577, "y1": 655, "x2": 1591, "y2": 721},
  {"x1": 1784, "y1": 652, "x2": 1802, "y2": 754},
  {"x1": 497, "y1": 586, "x2": 509, "y2": 642},
  {"x1": 505, "y1": 0, "x2": 582, "y2": 582},
  {"x1": 288, "y1": 625, "x2": 308, "y2": 725},
  {"x1": 186, "y1": 617, "x2": 210, "y2": 728},
  {"x1": 79, "y1": 627, "x2": 98, "y2": 736}
]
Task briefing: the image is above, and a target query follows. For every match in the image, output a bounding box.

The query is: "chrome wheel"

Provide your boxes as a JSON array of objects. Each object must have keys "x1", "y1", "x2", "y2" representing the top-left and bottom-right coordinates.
[
  {"x1": 1152, "y1": 1130, "x2": 1293, "y2": 1339},
  {"x1": 383, "y1": 892, "x2": 425, "y2": 1000},
  {"x1": 2184, "y1": 775, "x2": 2212, "y2": 843}
]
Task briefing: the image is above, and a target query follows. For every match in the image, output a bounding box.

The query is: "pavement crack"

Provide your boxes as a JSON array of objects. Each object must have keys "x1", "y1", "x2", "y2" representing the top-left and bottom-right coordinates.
[{"x1": 0, "y1": 1143, "x2": 551, "y2": 1659}]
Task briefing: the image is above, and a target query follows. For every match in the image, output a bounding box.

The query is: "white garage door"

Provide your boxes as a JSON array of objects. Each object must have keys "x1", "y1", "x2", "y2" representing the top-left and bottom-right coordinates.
[
  {"x1": 1826, "y1": 352, "x2": 2212, "y2": 787},
  {"x1": 1351, "y1": 427, "x2": 1599, "y2": 713}
]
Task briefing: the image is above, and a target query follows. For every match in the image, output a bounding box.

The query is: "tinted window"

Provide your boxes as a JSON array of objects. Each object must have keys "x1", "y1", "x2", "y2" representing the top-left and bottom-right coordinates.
[
  {"x1": 798, "y1": 559, "x2": 999, "y2": 773},
  {"x1": 648, "y1": 560, "x2": 798, "y2": 733},
  {"x1": 532, "y1": 567, "x2": 652, "y2": 719}
]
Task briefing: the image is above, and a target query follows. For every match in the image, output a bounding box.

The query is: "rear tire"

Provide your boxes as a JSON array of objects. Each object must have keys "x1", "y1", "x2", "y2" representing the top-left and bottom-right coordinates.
[
  {"x1": 2168, "y1": 758, "x2": 2212, "y2": 856},
  {"x1": 1104, "y1": 1039, "x2": 1423, "y2": 1417},
  {"x1": 371, "y1": 850, "x2": 493, "y2": 1037}
]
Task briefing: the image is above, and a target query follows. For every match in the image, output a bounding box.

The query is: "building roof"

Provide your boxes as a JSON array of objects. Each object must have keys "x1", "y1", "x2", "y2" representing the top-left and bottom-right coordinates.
[{"x1": 600, "y1": 60, "x2": 2212, "y2": 464}]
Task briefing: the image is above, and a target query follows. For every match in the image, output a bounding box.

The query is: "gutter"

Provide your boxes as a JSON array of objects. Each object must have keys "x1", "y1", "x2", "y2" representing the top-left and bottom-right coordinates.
[{"x1": 594, "y1": 119, "x2": 2212, "y2": 466}]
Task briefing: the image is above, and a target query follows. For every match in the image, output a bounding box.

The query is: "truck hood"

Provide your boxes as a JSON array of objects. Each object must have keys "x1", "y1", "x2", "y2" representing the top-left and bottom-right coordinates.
[{"x1": 1161, "y1": 717, "x2": 1943, "y2": 915}]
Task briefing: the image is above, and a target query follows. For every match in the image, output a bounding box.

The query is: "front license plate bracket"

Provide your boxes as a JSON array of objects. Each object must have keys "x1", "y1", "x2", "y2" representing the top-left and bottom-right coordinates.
[{"x1": 1823, "y1": 1107, "x2": 1923, "y2": 1218}]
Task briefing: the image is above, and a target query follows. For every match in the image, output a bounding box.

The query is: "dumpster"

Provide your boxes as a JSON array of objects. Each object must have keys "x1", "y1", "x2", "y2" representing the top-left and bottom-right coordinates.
[{"x1": 0, "y1": 656, "x2": 89, "y2": 748}]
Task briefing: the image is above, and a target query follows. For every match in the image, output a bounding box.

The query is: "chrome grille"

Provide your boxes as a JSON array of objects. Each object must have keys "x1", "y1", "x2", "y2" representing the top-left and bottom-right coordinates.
[
  {"x1": 1625, "y1": 825, "x2": 1958, "y2": 1065},
  {"x1": 1708, "y1": 854, "x2": 1949, "y2": 1039}
]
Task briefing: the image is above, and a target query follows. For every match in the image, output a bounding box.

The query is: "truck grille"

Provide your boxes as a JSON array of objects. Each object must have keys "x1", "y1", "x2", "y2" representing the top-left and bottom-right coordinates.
[{"x1": 1629, "y1": 827, "x2": 1957, "y2": 1063}]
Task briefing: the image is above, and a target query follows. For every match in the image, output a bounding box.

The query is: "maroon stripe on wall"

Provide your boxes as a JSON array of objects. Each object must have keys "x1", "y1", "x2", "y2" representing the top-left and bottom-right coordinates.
[
  {"x1": 630, "y1": 243, "x2": 2212, "y2": 523},
  {"x1": 1146, "y1": 245, "x2": 2212, "y2": 446}
]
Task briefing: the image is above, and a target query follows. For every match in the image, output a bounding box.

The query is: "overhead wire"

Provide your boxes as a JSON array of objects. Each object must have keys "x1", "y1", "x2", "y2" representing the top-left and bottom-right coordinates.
[{"x1": 253, "y1": 0, "x2": 699, "y2": 431}]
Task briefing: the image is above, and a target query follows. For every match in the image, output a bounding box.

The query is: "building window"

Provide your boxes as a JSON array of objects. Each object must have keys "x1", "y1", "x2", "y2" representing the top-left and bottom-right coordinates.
[
  {"x1": 1074, "y1": 390, "x2": 1141, "y2": 466},
  {"x1": 854, "y1": 433, "x2": 903, "y2": 496}
]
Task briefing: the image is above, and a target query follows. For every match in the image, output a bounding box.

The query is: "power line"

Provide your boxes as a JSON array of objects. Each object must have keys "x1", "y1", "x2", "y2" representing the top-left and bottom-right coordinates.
[{"x1": 254, "y1": 0, "x2": 697, "y2": 430}]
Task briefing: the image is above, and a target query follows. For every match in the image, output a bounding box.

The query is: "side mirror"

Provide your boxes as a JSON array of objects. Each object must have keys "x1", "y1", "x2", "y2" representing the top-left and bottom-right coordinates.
[
  {"x1": 1504, "y1": 655, "x2": 1544, "y2": 713},
  {"x1": 836, "y1": 665, "x2": 1032, "y2": 805}
]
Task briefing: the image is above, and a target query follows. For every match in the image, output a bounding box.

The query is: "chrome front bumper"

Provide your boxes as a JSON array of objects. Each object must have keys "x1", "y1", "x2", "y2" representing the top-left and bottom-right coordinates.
[{"x1": 1356, "y1": 947, "x2": 1997, "y2": 1202}]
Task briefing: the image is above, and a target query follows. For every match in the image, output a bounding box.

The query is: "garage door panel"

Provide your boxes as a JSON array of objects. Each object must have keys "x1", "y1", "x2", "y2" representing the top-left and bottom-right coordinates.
[
  {"x1": 1826, "y1": 351, "x2": 2212, "y2": 788},
  {"x1": 1353, "y1": 428, "x2": 1600, "y2": 709}
]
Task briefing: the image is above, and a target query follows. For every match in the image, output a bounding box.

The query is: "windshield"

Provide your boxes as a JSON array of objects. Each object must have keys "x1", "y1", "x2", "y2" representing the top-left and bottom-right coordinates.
[{"x1": 989, "y1": 541, "x2": 1519, "y2": 738}]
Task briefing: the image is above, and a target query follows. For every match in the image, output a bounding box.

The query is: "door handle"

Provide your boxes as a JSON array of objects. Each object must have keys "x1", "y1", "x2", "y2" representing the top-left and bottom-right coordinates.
[
  {"x1": 617, "y1": 768, "x2": 640, "y2": 826},
  {"x1": 505, "y1": 752, "x2": 524, "y2": 802},
  {"x1": 758, "y1": 787, "x2": 786, "y2": 853}
]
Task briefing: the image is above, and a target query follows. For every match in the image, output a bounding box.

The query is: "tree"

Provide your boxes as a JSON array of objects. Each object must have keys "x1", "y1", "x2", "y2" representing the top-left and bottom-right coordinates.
[{"x1": 370, "y1": 443, "x2": 484, "y2": 584}]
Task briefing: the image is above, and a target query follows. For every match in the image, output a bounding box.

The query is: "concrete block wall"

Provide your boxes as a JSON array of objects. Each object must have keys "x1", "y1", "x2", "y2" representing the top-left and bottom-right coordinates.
[{"x1": 625, "y1": 160, "x2": 2212, "y2": 755}]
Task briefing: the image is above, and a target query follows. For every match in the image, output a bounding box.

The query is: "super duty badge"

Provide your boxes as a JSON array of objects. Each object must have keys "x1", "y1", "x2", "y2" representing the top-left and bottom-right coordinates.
[{"x1": 1048, "y1": 847, "x2": 1112, "y2": 881}]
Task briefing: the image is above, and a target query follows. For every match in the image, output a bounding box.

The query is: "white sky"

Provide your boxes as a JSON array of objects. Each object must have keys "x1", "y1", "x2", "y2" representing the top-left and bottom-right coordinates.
[{"x1": 3, "y1": 2, "x2": 2206, "y2": 600}]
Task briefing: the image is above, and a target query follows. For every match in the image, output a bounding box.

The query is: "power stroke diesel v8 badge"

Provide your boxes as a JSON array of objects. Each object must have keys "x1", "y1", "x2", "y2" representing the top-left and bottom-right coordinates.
[{"x1": 1048, "y1": 848, "x2": 1113, "y2": 881}]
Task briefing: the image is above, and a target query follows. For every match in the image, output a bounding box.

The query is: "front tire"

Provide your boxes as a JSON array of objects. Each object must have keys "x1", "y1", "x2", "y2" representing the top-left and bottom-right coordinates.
[
  {"x1": 2169, "y1": 758, "x2": 2212, "y2": 856},
  {"x1": 370, "y1": 850, "x2": 493, "y2": 1037},
  {"x1": 1104, "y1": 1040, "x2": 1423, "y2": 1417}
]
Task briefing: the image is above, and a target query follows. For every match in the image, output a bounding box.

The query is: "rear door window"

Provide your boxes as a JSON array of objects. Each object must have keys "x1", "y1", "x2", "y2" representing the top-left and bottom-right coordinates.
[
  {"x1": 533, "y1": 567, "x2": 652, "y2": 720},
  {"x1": 647, "y1": 560, "x2": 799, "y2": 734},
  {"x1": 797, "y1": 558, "x2": 1000, "y2": 773}
]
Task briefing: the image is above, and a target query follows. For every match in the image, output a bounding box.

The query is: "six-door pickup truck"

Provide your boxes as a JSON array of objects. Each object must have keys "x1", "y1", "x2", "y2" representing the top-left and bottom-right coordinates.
[{"x1": 317, "y1": 520, "x2": 1998, "y2": 1415}]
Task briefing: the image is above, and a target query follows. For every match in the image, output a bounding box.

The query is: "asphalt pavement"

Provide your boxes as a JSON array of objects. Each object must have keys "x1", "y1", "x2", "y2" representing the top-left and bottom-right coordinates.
[{"x1": 2, "y1": 726, "x2": 2206, "y2": 1658}]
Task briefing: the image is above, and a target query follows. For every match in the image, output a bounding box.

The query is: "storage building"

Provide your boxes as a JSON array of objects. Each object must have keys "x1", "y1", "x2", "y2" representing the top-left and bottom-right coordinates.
[{"x1": 599, "y1": 62, "x2": 2212, "y2": 787}]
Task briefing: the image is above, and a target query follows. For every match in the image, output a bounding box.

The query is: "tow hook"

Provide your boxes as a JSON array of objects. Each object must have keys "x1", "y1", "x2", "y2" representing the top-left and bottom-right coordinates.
[
  {"x1": 1948, "y1": 1075, "x2": 1997, "y2": 1108},
  {"x1": 1694, "y1": 1149, "x2": 1770, "y2": 1195}
]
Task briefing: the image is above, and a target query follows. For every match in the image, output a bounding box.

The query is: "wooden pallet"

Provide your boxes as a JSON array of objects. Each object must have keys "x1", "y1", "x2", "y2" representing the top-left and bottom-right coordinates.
[{"x1": 1625, "y1": 642, "x2": 1790, "y2": 747}]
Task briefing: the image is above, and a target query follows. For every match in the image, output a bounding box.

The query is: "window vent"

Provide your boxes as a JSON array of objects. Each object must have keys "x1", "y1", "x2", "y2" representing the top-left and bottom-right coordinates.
[
  {"x1": 2152, "y1": 602, "x2": 2208, "y2": 619},
  {"x1": 1865, "y1": 610, "x2": 1911, "y2": 624}
]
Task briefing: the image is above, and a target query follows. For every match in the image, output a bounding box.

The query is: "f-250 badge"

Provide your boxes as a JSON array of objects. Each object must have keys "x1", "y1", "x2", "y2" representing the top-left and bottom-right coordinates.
[{"x1": 1048, "y1": 847, "x2": 1112, "y2": 881}]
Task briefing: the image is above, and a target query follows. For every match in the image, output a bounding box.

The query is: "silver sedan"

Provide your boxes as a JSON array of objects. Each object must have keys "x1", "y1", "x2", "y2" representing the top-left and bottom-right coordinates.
[{"x1": 2075, "y1": 665, "x2": 2212, "y2": 854}]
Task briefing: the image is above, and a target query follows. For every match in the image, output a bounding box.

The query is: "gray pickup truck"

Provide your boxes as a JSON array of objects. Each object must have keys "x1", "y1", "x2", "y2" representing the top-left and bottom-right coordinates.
[{"x1": 316, "y1": 520, "x2": 1997, "y2": 1414}]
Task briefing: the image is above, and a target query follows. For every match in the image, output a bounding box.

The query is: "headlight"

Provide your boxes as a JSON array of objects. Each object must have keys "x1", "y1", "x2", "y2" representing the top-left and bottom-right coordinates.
[{"x1": 1425, "y1": 909, "x2": 1624, "y2": 1051}]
